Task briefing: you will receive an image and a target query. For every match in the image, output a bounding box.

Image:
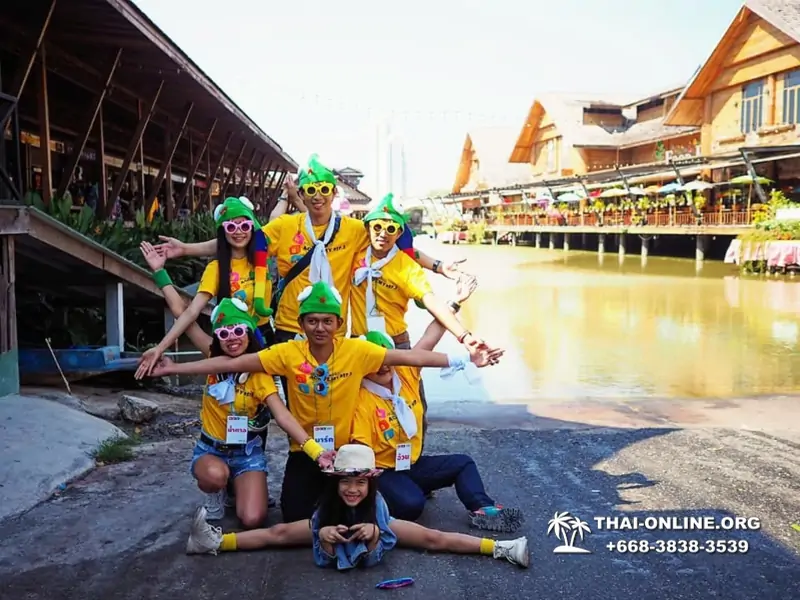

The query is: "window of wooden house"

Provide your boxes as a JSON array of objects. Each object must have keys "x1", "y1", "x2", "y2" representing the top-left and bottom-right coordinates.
[
  {"x1": 782, "y1": 70, "x2": 800, "y2": 124},
  {"x1": 740, "y1": 80, "x2": 764, "y2": 134}
]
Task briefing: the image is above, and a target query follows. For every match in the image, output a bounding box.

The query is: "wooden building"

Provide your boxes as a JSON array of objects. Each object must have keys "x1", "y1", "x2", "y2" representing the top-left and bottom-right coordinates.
[
  {"x1": 451, "y1": 127, "x2": 535, "y2": 211},
  {"x1": 665, "y1": 0, "x2": 800, "y2": 183},
  {"x1": 508, "y1": 88, "x2": 701, "y2": 181}
]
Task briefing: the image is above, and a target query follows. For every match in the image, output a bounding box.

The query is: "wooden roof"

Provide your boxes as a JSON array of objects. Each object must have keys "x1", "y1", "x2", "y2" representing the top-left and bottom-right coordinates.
[
  {"x1": 508, "y1": 90, "x2": 697, "y2": 161},
  {"x1": 453, "y1": 127, "x2": 534, "y2": 193},
  {"x1": 0, "y1": 0, "x2": 297, "y2": 172},
  {"x1": 665, "y1": 0, "x2": 800, "y2": 126}
]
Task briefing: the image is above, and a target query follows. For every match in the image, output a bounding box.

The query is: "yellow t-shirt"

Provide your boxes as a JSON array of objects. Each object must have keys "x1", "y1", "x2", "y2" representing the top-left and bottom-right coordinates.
[
  {"x1": 257, "y1": 337, "x2": 386, "y2": 451},
  {"x1": 200, "y1": 371, "x2": 278, "y2": 441},
  {"x1": 350, "y1": 366, "x2": 424, "y2": 469},
  {"x1": 197, "y1": 257, "x2": 271, "y2": 327},
  {"x1": 262, "y1": 214, "x2": 369, "y2": 335},
  {"x1": 350, "y1": 249, "x2": 433, "y2": 337}
]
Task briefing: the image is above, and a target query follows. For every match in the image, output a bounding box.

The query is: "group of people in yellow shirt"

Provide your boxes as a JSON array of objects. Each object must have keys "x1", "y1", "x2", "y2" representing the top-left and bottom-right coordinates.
[{"x1": 134, "y1": 155, "x2": 530, "y2": 570}]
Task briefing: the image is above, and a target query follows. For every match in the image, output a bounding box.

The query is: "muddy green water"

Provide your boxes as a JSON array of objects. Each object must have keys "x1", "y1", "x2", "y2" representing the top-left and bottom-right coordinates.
[{"x1": 411, "y1": 241, "x2": 800, "y2": 402}]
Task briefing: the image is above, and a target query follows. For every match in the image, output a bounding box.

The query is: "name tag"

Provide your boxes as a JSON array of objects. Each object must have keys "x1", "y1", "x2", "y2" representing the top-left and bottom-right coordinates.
[
  {"x1": 226, "y1": 415, "x2": 249, "y2": 445},
  {"x1": 313, "y1": 425, "x2": 335, "y2": 451},
  {"x1": 395, "y1": 443, "x2": 412, "y2": 471}
]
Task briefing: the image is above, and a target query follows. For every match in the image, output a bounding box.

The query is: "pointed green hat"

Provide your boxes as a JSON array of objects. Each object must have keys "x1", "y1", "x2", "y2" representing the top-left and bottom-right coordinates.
[
  {"x1": 210, "y1": 297, "x2": 258, "y2": 331},
  {"x1": 297, "y1": 281, "x2": 342, "y2": 317},
  {"x1": 364, "y1": 193, "x2": 406, "y2": 227},
  {"x1": 213, "y1": 196, "x2": 259, "y2": 228},
  {"x1": 298, "y1": 154, "x2": 337, "y2": 187}
]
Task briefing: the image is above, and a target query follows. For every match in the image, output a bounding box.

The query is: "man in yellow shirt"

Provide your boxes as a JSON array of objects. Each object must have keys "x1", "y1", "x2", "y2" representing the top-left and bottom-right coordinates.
[
  {"x1": 350, "y1": 281, "x2": 523, "y2": 534},
  {"x1": 145, "y1": 280, "x2": 504, "y2": 523},
  {"x1": 153, "y1": 155, "x2": 469, "y2": 345}
]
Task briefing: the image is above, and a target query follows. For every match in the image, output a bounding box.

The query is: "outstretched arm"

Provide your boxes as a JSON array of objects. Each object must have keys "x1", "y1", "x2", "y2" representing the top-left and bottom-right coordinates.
[
  {"x1": 140, "y1": 242, "x2": 212, "y2": 354},
  {"x1": 414, "y1": 249, "x2": 467, "y2": 281},
  {"x1": 142, "y1": 352, "x2": 264, "y2": 379},
  {"x1": 414, "y1": 277, "x2": 477, "y2": 352}
]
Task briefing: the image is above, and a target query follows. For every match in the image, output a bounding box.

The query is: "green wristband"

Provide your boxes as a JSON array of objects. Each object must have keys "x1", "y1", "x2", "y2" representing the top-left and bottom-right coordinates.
[{"x1": 153, "y1": 269, "x2": 173, "y2": 289}]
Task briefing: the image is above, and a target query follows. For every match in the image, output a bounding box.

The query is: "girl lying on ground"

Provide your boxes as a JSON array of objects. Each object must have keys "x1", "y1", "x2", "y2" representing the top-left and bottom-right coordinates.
[
  {"x1": 184, "y1": 444, "x2": 529, "y2": 569},
  {"x1": 350, "y1": 276, "x2": 524, "y2": 533},
  {"x1": 137, "y1": 245, "x2": 334, "y2": 528}
]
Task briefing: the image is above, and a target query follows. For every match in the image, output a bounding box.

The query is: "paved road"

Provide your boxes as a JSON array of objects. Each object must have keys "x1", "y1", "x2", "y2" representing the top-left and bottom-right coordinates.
[{"x1": 1, "y1": 408, "x2": 798, "y2": 600}]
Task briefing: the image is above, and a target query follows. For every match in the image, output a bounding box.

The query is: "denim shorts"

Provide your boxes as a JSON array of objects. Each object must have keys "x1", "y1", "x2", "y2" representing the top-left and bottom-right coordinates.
[{"x1": 189, "y1": 437, "x2": 268, "y2": 480}]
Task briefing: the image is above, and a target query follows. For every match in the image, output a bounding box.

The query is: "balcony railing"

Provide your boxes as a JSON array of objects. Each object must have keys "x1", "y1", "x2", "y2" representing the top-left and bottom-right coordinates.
[{"x1": 485, "y1": 208, "x2": 752, "y2": 228}]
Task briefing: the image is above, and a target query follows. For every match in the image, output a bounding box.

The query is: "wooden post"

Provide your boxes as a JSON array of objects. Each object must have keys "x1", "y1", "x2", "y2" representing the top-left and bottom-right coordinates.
[
  {"x1": 105, "y1": 281, "x2": 124, "y2": 350},
  {"x1": 145, "y1": 101, "x2": 193, "y2": 217},
  {"x1": 766, "y1": 74, "x2": 777, "y2": 126},
  {"x1": 219, "y1": 140, "x2": 247, "y2": 200},
  {"x1": 236, "y1": 148, "x2": 258, "y2": 197},
  {"x1": 177, "y1": 119, "x2": 217, "y2": 212},
  {"x1": 56, "y1": 48, "x2": 121, "y2": 200},
  {"x1": 203, "y1": 132, "x2": 233, "y2": 209},
  {"x1": 109, "y1": 82, "x2": 164, "y2": 212},
  {"x1": 96, "y1": 104, "x2": 107, "y2": 216},
  {"x1": 37, "y1": 47, "x2": 53, "y2": 206}
]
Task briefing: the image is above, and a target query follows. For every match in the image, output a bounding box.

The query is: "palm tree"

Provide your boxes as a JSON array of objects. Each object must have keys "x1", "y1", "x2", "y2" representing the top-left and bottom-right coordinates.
[
  {"x1": 569, "y1": 517, "x2": 592, "y2": 547},
  {"x1": 547, "y1": 512, "x2": 573, "y2": 544}
]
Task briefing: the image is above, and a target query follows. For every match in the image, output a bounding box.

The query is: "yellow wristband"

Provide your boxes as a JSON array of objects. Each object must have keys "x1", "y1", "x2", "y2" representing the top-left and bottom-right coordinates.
[{"x1": 302, "y1": 438, "x2": 325, "y2": 461}]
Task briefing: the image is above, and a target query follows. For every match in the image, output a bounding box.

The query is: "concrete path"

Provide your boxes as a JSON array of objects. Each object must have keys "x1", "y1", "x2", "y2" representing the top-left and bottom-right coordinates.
[
  {"x1": 0, "y1": 414, "x2": 798, "y2": 599},
  {"x1": 0, "y1": 394, "x2": 126, "y2": 521}
]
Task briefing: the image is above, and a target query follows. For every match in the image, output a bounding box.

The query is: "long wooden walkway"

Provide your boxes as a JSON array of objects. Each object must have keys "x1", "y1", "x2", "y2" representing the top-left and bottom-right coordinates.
[{"x1": 0, "y1": 205, "x2": 209, "y2": 394}]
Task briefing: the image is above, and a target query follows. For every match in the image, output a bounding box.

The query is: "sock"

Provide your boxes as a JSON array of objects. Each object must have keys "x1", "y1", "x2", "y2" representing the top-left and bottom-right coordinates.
[
  {"x1": 220, "y1": 533, "x2": 238, "y2": 552},
  {"x1": 479, "y1": 538, "x2": 495, "y2": 556}
]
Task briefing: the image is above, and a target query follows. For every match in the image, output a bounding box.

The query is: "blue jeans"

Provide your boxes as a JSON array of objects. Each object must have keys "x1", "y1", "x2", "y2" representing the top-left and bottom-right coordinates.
[
  {"x1": 378, "y1": 454, "x2": 495, "y2": 520},
  {"x1": 190, "y1": 435, "x2": 269, "y2": 480}
]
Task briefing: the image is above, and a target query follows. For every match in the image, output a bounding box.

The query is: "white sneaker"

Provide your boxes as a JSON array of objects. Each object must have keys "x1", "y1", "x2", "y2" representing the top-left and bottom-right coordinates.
[
  {"x1": 203, "y1": 489, "x2": 226, "y2": 520},
  {"x1": 493, "y1": 537, "x2": 530, "y2": 568},
  {"x1": 186, "y1": 507, "x2": 223, "y2": 555}
]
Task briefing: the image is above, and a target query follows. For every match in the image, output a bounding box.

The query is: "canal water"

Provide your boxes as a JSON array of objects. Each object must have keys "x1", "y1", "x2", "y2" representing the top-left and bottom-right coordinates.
[{"x1": 411, "y1": 239, "x2": 800, "y2": 406}]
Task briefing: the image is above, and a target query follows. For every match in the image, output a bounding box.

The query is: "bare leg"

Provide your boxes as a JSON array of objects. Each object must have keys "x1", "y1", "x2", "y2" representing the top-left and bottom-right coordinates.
[
  {"x1": 234, "y1": 519, "x2": 313, "y2": 550},
  {"x1": 389, "y1": 519, "x2": 480, "y2": 553},
  {"x1": 388, "y1": 519, "x2": 529, "y2": 567},
  {"x1": 233, "y1": 471, "x2": 268, "y2": 529},
  {"x1": 193, "y1": 455, "x2": 229, "y2": 493}
]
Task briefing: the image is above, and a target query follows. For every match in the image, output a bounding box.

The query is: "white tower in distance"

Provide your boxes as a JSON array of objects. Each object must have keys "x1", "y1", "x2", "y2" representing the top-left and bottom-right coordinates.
[{"x1": 373, "y1": 115, "x2": 408, "y2": 202}]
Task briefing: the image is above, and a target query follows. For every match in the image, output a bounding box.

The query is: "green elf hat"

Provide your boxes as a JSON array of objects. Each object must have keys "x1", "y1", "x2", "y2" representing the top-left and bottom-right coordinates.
[
  {"x1": 297, "y1": 281, "x2": 343, "y2": 317},
  {"x1": 212, "y1": 196, "x2": 272, "y2": 318},
  {"x1": 210, "y1": 297, "x2": 258, "y2": 332},
  {"x1": 213, "y1": 196, "x2": 259, "y2": 228},
  {"x1": 363, "y1": 193, "x2": 406, "y2": 227},
  {"x1": 363, "y1": 330, "x2": 395, "y2": 349},
  {"x1": 298, "y1": 154, "x2": 337, "y2": 186}
]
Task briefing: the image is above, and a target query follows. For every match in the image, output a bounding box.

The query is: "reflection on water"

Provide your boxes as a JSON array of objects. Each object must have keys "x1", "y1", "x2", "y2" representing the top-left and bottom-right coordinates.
[{"x1": 411, "y1": 242, "x2": 800, "y2": 401}]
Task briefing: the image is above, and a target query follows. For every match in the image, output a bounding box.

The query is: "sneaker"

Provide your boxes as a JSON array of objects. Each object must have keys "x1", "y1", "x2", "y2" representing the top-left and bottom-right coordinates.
[
  {"x1": 493, "y1": 536, "x2": 530, "y2": 568},
  {"x1": 204, "y1": 489, "x2": 227, "y2": 520},
  {"x1": 186, "y1": 507, "x2": 223, "y2": 555},
  {"x1": 469, "y1": 505, "x2": 524, "y2": 533}
]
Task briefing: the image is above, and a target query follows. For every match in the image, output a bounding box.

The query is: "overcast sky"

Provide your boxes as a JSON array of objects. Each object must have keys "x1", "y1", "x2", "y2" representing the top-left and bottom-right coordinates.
[{"x1": 133, "y1": 0, "x2": 742, "y2": 197}]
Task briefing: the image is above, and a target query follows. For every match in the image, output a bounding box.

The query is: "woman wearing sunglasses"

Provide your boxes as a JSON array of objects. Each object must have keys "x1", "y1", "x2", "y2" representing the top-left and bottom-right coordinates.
[
  {"x1": 137, "y1": 196, "x2": 274, "y2": 378},
  {"x1": 130, "y1": 261, "x2": 335, "y2": 527},
  {"x1": 153, "y1": 156, "x2": 469, "y2": 347}
]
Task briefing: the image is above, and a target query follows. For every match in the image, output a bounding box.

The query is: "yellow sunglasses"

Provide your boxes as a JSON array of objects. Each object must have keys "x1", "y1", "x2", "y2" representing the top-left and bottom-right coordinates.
[
  {"x1": 300, "y1": 182, "x2": 334, "y2": 197},
  {"x1": 370, "y1": 220, "x2": 402, "y2": 235}
]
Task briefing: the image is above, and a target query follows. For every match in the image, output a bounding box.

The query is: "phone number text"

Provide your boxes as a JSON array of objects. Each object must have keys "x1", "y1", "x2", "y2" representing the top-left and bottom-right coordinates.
[{"x1": 607, "y1": 539, "x2": 749, "y2": 554}]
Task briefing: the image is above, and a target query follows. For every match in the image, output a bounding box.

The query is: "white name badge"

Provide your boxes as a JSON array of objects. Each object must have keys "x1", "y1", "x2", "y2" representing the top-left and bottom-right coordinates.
[
  {"x1": 367, "y1": 315, "x2": 387, "y2": 336},
  {"x1": 395, "y1": 443, "x2": 412, "y2": 471},
  {"x1": 313, "y1": 425, "x2": 335, "y2": 452},
  {"x1": 226, "y1": 415, "x2": 249, "y2": 445}
]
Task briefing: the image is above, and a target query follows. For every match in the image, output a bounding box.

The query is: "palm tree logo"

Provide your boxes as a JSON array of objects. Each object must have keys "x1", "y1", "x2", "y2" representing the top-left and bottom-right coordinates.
[{"x1": 547, "y1": 511, "x2": 593, "y2": 554}]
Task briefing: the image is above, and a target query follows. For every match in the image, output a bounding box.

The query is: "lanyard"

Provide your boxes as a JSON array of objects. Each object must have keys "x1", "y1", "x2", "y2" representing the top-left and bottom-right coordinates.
[{"x1": 305, "y1": 344, "x2": 334, "y2": 424}]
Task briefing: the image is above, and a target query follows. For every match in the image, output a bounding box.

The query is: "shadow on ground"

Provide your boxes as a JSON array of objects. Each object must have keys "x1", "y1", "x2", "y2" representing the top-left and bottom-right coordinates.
[{"x1": 0, "y1": 406, "x2": 798, "y2": 600}]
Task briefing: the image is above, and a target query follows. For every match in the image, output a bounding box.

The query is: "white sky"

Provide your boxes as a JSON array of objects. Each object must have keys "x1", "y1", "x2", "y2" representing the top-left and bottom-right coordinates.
[{"x1": 132, "y1": 0, "x2": 742, "y2": 197}]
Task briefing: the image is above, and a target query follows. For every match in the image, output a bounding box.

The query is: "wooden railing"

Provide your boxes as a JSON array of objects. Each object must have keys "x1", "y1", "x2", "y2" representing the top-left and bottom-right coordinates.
[{"x1": 486, "y1": 209, "x2": 752, "y2": 228}]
